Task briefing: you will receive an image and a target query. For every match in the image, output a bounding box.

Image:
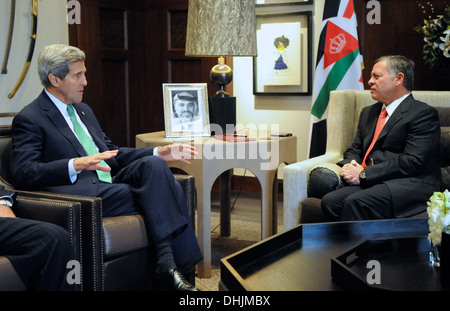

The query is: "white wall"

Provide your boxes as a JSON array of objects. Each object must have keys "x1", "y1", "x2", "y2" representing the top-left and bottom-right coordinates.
[
  {"x1": 233, "y1": 1, "x2": 325, "y2": 171},
  {"x1": 0, "y1": 0, "x2": 68, "y2": 124}
]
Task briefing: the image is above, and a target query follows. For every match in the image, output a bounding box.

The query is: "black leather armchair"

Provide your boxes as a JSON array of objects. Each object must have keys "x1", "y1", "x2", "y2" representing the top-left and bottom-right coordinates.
[
  {"x1": 0, "y1": 124, "x2": 197, "y2": 291},
  {"x1": 0, "y1": 125, "x2": 82, "y2": 291},
  {"x1": 0, "y1": 196, "x2": 82, "y2": 291},
  {"x1": 0, "y1": 256, "x2": 26, "y2": 291}
]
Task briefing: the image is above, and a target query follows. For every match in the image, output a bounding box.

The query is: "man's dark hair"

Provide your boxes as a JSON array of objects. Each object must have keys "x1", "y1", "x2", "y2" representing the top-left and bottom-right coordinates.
[{"x1": 375, "y1": 55, "x2": 415, "y2": 91}]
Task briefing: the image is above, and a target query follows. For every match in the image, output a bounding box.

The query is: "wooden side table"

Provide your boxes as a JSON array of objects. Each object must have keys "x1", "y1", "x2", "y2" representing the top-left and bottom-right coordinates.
[{"x1": 136, "y1": 131, "x2": 297, "y2": 278}]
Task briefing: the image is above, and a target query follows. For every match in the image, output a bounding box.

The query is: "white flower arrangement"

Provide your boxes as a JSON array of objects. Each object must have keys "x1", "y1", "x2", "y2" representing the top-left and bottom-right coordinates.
[
  {"x1": 441, "y1": 29, "x2": 450, "y2": 58},
  {"x1": 427, "y1": 190, "x2": 450, "y2": 246},
  {"x1": 414, "y1": 6, "x2": 450, "y2": 68}
]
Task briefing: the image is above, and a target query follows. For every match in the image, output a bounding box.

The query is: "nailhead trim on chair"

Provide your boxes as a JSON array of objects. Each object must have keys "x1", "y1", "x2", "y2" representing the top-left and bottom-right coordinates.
[
  {"x1": 15, "y1": 196, "x2": 83, "y2": 290},
  {"x1": 16, "y1": 189, "x2": 102, "y2": 291}
]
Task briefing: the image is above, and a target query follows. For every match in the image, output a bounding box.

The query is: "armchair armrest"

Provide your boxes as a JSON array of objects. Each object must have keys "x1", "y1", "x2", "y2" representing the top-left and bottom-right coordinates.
[
  {"x1": 14, "y1": 173, "x2": 196, "y2": 291},
  {"x1": 11, "y1": 195, "x2": 83, "y2": 290},
  {"x1": 0, "y1": 257, "x2": 26, "y2": 291},
  {"x1": 14, "y1": 196, "x2": 82, "y2": 235},
  {"x1": 14, "y1": 189, "x2": 102, "y2": 291},
  {"x1": 283, "y1": 151, "x2": 342, "y2": 229}
]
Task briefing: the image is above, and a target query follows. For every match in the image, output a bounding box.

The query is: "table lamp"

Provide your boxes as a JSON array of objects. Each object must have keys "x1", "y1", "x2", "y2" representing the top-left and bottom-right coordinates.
[{"x1": 185, "y1": 0, "x2": 257, "y2": 134}]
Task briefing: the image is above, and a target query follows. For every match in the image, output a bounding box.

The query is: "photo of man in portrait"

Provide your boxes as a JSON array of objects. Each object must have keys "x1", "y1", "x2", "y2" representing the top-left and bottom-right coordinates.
[{"x1": 171, "y1": 91, "x2": 204, "y2": 132}]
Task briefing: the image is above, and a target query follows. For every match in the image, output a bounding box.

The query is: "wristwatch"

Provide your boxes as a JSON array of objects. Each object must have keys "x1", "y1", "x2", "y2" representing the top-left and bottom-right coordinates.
[
  {"x1": 0, "y1": 199, "x2": 13, "y2": 207},
  {"x1": 359, "y1": 170, "x2": 367, "y2": 181}
]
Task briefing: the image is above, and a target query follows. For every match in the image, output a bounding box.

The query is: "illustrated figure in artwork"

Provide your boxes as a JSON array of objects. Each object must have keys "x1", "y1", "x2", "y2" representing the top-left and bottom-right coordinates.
[{"x1": 273, "y1": 35, "x2": 290, "y2": 73}]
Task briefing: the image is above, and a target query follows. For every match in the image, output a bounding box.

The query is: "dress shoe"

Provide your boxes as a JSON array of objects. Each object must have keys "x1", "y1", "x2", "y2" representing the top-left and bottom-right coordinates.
[{"x1": 156, "y1": 268, "x2": 199, "y2": 291}]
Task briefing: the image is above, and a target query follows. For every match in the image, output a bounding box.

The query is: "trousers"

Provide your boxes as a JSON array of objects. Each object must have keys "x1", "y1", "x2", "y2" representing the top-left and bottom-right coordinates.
[
  {"x1": 321, "y1": 183, "x2": 394, "y2": 221},
  {"x1": 0, "y1": 217, "x2": 74, "y2": 290},
  {"x1": 97, "y1": 156, "x2": 202, "y2": 272}
]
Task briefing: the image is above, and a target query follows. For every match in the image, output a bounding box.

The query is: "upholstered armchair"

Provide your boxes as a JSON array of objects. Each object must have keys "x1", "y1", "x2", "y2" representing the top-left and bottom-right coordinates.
[
  {"x1": 22, "y1": 175, "x2": 196, "y2": 291},
  {"x1": 0, "y1": 124, "x2": 82, "y2": 291},
  {"x1": 0, "y1": 195, "x2": 82, "y2": 291},
  {"x1": 283, "y1": 90, "x2": 450, "y2": 230},
  {"x1": 0, "y1": 124, "x2": 197, "y2": 291}
]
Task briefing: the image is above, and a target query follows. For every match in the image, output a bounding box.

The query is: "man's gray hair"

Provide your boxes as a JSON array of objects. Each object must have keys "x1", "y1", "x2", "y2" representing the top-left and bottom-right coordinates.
[
  {"x1": 375, "y1": 55, "x2": 415, "y2": 91},
  {"x1": 38, "y1": 44, "x2": 86, "y2": 87}
]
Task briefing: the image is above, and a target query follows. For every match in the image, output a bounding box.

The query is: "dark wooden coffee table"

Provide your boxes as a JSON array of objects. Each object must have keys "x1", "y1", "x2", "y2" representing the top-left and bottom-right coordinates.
[{"x1": 220, "y1": 218, "x2": 449, "y2": 291}]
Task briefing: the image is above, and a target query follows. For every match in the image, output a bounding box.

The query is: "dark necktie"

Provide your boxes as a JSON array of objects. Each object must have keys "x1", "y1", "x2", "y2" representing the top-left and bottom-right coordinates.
[
  {"x1": 67, "y1": 105, "x2": 112, "y2": 183},
  {"x1": 362, "y1": 108, "x2": 387, "y2": 169}
]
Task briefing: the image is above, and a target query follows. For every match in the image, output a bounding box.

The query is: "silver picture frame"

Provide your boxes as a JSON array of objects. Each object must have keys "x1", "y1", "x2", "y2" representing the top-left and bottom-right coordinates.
[{"x1": 163, "y1": 83, "x2": 210, "y2": 137}]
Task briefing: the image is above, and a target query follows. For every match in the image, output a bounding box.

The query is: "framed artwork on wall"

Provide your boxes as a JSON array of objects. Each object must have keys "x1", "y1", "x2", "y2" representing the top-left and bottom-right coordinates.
[
  {"x1": 253, "y1": 11, "x2": 312, "y2": 96},
  {"x1": 162, "y1": 83, "x2": 210, "y2": 137},
  {"x1": 255, "y1": 0, "x2": 313, "y2": 7}
]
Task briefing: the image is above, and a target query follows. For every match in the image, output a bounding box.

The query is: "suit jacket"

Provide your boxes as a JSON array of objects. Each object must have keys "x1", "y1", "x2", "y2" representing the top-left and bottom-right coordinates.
[
  {"x1": 10, "y1": 90, "x2": 155, "y2": 197},
  {"x1": 338, "y1": 93, "x2": 442, "y2": 217}
]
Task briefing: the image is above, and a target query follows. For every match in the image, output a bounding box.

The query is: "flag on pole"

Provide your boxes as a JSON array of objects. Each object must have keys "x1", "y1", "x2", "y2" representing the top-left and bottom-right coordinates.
[{"x1": 308, "y1": 0, "x2": 364, "y2": 158}]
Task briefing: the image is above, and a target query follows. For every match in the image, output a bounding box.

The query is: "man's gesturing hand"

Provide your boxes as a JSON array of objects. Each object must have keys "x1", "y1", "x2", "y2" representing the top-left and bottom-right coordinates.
[
  {"x1": 157, "y1": 143, "x2": 198, "y2": 165},
  {"x1": 73, "y1": 150, "x2": 118, "y2": 172}
]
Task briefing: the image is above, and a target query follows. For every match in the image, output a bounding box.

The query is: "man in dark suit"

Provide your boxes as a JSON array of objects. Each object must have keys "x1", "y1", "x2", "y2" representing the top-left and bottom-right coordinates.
[
  {"x1": 0, "y1": 186, "x2": 74, "y2": 290},
  {"x1": 321, "y1": 55, "x2": 441, "y2": 221},
  {"x1": 10, "y1": 44, "x2": 202, "y2": 291}
]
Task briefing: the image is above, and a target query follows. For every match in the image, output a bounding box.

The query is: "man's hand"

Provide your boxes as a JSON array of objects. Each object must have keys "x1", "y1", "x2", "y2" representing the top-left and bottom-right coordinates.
[
  {"x1": 0, "y1": 205, "x2": 16, "y2": 218},
  {"x1": 157, "y1": 143, "x2": 198, "y2": 165},
  {"x1": 340, "y1": 159, "x2": 364, "y2": 185},
  {"x1": 73, "y1": 150, "x2": 118, "y2": 172}
]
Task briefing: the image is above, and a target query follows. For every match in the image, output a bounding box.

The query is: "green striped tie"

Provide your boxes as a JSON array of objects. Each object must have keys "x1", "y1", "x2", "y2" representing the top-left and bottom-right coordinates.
[{"x1": 67, "y1": 105, "x2": 112, "y2": 183}]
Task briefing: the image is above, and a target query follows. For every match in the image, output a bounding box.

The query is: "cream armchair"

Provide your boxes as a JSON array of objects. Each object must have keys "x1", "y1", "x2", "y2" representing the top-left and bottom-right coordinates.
[{"x1": 283, "y1": 90, "x2": 450, "y2": 230}]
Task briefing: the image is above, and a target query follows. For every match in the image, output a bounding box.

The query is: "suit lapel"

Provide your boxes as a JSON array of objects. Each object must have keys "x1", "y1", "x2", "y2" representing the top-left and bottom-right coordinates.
[
  {"x1": 38, "y1": 91, "x2": 87, "y2": 157},
  {"x1": 377, "y1": 94, "x2": 413, "y2": 141}
]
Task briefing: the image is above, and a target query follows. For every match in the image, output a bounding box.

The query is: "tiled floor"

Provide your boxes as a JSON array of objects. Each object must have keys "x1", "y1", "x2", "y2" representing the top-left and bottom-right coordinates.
[
  {"x1": 210, "y1": 188, "x2": 284, "y2": 225},
  {"x1": 195, "y1": 214, "x2": 260, "y2": 291},
  {"x1": 195, "y1": 189, "x2": 284, "y2": 291}
]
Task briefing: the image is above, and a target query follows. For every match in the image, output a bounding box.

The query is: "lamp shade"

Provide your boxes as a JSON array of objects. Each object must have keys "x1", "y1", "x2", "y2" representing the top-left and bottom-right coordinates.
[{"x1": 185, "y1": 0, "x2": 257, "y2": 57}]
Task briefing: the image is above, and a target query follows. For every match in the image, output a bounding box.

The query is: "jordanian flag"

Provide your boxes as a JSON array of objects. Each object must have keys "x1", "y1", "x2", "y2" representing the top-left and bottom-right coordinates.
[{"x1": 309, "y1": 0, "x2": 364, "y2": 157}]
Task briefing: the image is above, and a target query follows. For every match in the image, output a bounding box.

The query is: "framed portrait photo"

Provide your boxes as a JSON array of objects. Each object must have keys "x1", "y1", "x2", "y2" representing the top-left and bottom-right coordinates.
[{"x1": 162, "y1": 83, "x2": 210, "y2": 137}]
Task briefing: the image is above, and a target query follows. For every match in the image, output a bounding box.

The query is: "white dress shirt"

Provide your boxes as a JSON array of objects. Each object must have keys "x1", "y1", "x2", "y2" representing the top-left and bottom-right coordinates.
[{"x1": 44, "y1": 90, "x2": 159, "y2": 183}]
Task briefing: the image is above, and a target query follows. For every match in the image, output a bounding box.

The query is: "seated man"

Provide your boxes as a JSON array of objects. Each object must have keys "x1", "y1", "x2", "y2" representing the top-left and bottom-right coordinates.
[
  {"x1": 10, "y1": 44, "x2": 202, "y2": 291},
  {"x1": 321, "y1": 55, "x2": 441, "y2": 221},
  {"x1": 0, "y1": 186, "x2": 74, "y2": 290}
]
